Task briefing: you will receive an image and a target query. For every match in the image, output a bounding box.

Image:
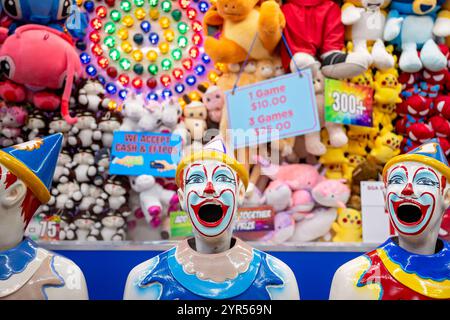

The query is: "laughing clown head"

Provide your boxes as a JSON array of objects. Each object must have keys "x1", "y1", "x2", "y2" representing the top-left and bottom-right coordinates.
[
  {"x1": 176, "y1": 137, "x2": 249, "y2": 238},
  {"x1": 383, "y1": 139, "x2": 450, "y2": 237}
]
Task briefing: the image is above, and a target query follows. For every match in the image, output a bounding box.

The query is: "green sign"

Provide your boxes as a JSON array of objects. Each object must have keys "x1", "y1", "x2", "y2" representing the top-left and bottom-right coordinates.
[{"x1": 170, "y1": 211, "x2": 193, "y2": 238}]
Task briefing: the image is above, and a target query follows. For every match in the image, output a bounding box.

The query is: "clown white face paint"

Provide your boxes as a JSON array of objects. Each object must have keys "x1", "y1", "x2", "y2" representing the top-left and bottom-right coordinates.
[
  {"x1": 180, "y1": 160, "x2": 240, "y2": 238},
  {"x1": 386, "y1": 161, "x2": 448, "y2": 236}
]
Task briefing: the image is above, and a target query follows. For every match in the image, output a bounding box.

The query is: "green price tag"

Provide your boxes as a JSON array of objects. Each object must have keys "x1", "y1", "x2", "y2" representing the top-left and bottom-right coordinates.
[{"x1": 170, "y1": 211, "x2": 193, "y2": 238}]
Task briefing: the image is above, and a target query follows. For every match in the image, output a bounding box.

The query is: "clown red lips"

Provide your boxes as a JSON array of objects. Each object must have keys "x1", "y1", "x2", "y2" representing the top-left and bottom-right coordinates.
[
  {"x1": 386, "y1": 163, "x2": 444, "y2": 235},
  {"x1": 181, "y1": 160, "x2": 239, "y2": 237}
]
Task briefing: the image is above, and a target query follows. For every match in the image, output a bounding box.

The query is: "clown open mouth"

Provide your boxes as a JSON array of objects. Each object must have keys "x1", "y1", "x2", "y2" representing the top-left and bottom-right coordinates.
[
  {"x1": 392, "y1": 199, "x2": 430, "y2": 225},
  {"x1": 191, "y1": 200, "x2": 229, "y2": 227}
]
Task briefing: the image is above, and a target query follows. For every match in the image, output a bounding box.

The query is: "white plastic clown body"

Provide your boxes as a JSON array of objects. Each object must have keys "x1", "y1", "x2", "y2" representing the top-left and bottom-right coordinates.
[
  {"x1": 330, "y1": 139, "x2": 450, "y2": 300},
  {"x1": 0, "y1": 134, "x2": 88, "y2": 300},
  {"x1": 124, "y1": 138, "x2": 300, "y2": 300}
]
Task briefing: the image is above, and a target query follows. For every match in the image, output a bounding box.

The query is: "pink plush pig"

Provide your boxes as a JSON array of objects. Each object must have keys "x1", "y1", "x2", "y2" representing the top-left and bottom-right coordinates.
[
  {"x1": 0, "y1": 106, "x2": 27, "y2": 146},
  {"x1": 0, "y1": 25, "x2": 82, "y2": 124},
  {"x1": 202, "y1": 86, "x2": 225, "y2": 124},
  {"x1": 311, "y1": 179, "x2": 350, "y2": 209}
]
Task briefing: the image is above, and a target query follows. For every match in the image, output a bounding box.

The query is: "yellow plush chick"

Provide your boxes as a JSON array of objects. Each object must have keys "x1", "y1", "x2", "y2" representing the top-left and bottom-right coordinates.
[
  {"x1": 349, "y1": 69, "x2": 374, "y2": 88},
  {"x1": 332, "y1": 207, "x2": 362, "y2": 242},
  {"x1": 369, "y1": 131, "x2": 402, "y2": 164},
  {"x1": 373, "y1": 68, "x2": 402, "y2": 105}
]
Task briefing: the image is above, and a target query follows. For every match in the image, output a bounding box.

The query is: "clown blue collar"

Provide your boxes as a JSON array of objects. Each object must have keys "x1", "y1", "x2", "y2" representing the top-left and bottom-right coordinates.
[
  {"x1": 378, "y1": 237, "x2": 450, "y2": 281},
  {"x1": 0, "y1": 238, "x2": 38, "y2": 281}
]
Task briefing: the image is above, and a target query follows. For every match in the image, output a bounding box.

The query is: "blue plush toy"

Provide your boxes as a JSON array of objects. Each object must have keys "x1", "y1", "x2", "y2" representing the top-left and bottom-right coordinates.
[
  {"x1": 0, "y1": 0, "x2": 87, "y2": 39},
  {"x1": 384, "y1": 0, "x2": 449, "y2": 73}
]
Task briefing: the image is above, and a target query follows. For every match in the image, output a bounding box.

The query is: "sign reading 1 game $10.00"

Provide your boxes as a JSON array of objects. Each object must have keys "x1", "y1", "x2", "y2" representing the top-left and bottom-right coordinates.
[
  {"x1": 225, "y1": 69, "x2": 321, "y2": 149},
  {"x1": 324, "y1": 78, "x2": 374, "y2": 127}
]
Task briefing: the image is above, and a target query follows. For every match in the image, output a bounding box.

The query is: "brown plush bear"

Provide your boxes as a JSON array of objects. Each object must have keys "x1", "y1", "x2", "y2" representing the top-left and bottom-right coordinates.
[{"x1": 204, "y1": 0, "x2": 286, "y2": 64}]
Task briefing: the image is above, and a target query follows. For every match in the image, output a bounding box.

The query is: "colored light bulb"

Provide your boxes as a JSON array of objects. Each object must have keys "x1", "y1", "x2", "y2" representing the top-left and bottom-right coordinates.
[
  {"x1": 199, "y1": 1, "x2": 209, "y2": 13},
  {"x1": 119, "y1": 89, "x2": 128, "y2": 100},
  {"x1": 187, "y1": 8, "x2": 197, "y2": 20},
  {"x1": 148, "y1": 64, "x2": 159, "y2": 75},
  {"x1": 86, "y1": 65, "x2": 97, "y2": 76},
  {"x1": 179, "y1": 0, "x2": 190, "y2": 9},
  {"x1": 132, "y1": 50, "x2": 144, "y2": 61},
  {"x1": 133, "y1": 64, "x2": 144, "y2": 75},
  {"x1": 202, "y1": 53, "x2": 211, "y2": 64},
  {"x1": 92, "y1": 43, "x2": 103, "y2": 56},
  {"x1": 149, "y1": 8, "x2": 159, "y2": 20},
  {"x1": 110, "y1": 10, "x2": 122, "y2": 22},
  {"x1": 134, "y1": 0, "x2": 145, "y2": 6},
  {"x1": 84, "y1": 0, "x2": 95, "y2": 12},
  {"x1": 164, "y1": 29, "x2": 175, "y2": 42},
  {"x1": 172, "y1": 68, "x2": 184, "y2": 80},
  {"x1": 120, "y1": 0, "x2": 132, "y2": 12},
  {"x1": 89, "y1": 31, "x2": 101, "y2": 43},
  {"x1": 161, "y1": 0, "x2": 172, "y2": 12},
  {"x1": 161, "y1": 58, "x2": 173, "y2": 71},
  {"x1": 133, "y1": 33, "x2": 144, "y2": 45},
  {"x1": 107, "y1": 67, "x2": 118, "y2": 78},
  {"x1": 148, "y1": 93, "x2": 158, "y2": 101},
  {"x1": 160, "y1": 75, "x2": 172, "y2": 87},
  {"x1": 104, "y1": 36, "x2": 116, "y2": 48},
  {"x1": 175, "y1": 83, "x2": 185, "y2": 94},
  {"x1": 119, "y1": 74, "x2": 130, "y2": 85},
  {"x1": 182, "y1": 58, "x2": 193, "y2": 70},
  {"x1": 194, "y1": 64, "x2": 205, "y2": 75},
  {"x1": 80, "y1": 53, "x2": 91, "y2": 64},
  {"x1": 120, "y1": 58, "x2": 132, "y2": 70},
  {"x1": 192, "y1": 20, "x2": 202, "y2": 32},
  {"x1": 147, "y1": 50, "x2": 158, "y2": 62},
  {"x1": 135, "y1": 8, "x2": 146, "y2": 20},
  {"x1": 189, "y1": 46, "x2": 200, "y2": 59},
  {"x1": 159, "y1": 17, "x2": 170, "y2": 29},
  {"x1": 122, "y1": 15, "x2": 134, "y2": 27},
  {"x1": 162, "y1": 89, "x2": 172, "y2": 98},
  {"x1": 192, "y1": 33, "x2": 202, "y2": 45},
  {"x1": 98, "y1": 56, "x2": 109, "y2": 69},
  {"x1": 208, "y1": 71, "x2": 219, "y2": 83},
  {"x1": 105, "y1": 22, "x2": 116, "y2": 34},
  {"x1": 91, "y1": 18, "x2": 103, "y2": 30},
  {"x1": 109, "y1": 48, "x2": 121, "y2": 61},
  {"x1": 118, "y1": 28, "x2": 129, "y2": 40},
  {"x1": 149, "y1": 32, "x2": 159, "y2": 44},
  {"x1": 171, "y1": 48, "x2": 182, "y2": 61},
  {"x1": 96, "y1": 6, "x2": 108, "y2": 18},
  {"x1": 121, "y1": 41, "x2": 133, "y2": 53},
  {"x1": 159, "y1": 42, "x2": 170, "y2": 54},
  {"x1": 106, "y1": 83, "x2": 117, "y2": 94},
  {"x1": 132, "y1": 77, "x2": 144, "y2": 89},
  {"x1": 186, "y1": 75, "x2": 196, "y2": 86},
  {"x1": 147, "y1": 78, "x2": 158, "y2": 89},
  {"x1": 149, "y1": 0, "x2": 159, "y2": 7},
  {"x1": 141, "y1": 21, "x2": 151, "y2": 33},
  {"x1": 178, "y1": 36, "x2": 188, "y2": 48},
  {"x1": 178, "y1": 22, "x2": 188, "y2": 34},
  {"x1": 171, "y1": 9, "x2": 182, "y2": 21}
]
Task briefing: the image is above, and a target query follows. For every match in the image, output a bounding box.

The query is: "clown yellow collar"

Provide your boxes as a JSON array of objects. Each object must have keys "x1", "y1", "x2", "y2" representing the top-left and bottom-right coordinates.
[{"x1": 376, "y1": 237, "x2": 450, "y2": 299}]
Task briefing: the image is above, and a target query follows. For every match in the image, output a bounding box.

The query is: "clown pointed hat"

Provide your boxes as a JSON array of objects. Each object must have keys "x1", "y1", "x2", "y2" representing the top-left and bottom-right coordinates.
[
  {"x1": 0, "y1": 133, "x2": 63, "y2": 203},
  {"x1": 176, "y1": 135, "x2": 249, "y2": 189},
  {"x1": 383, "y1": 139, "x2": 450, "y2": 180}
]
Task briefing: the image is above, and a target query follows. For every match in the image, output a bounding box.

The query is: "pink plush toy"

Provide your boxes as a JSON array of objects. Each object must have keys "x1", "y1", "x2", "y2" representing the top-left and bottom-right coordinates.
[
  {"x1": 0, "y1": 105, "x2": 27, "y2": 146},
  {"x1": 202, "y1": 85, "x2": 225, "y2": 124},
  {"x1": 258, "y1": 156, "x2": 324, "y2": 212},
  {"x1": 0, "y1": 25, "x2": 82, "y2": 124},
  {"x1": 290, "y1": 178, "x2": 350, "y2": 242}
]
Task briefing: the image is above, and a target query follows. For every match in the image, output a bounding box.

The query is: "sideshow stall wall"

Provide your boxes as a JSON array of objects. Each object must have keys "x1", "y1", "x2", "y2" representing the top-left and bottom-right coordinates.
[{"x1": 43, "y1": 242, "x2": 376, "y2": 300}]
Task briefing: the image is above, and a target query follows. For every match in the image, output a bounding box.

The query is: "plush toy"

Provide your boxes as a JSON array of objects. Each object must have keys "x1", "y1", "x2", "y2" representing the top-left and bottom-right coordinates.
[
  {"x1": 0, "y1": 25, "x2": 82, "y2": 123},
  {"x1": 97, "y1": 111, "x2": 122, "y2": 148},
  {"x1": 48, "y1": 114, "x2": 72, "y2": 148},
  {"x1": 263, "y1": 212, "x2": 296, "y2": 244},
  {"x1": 77, "y1": 80, "x2": 111, "y2": 113},
  {"x1": 332, "y1": 207, "x2": 362, "y2": 242},
  {"x1": 435, "y1": 95, "x2": 450, "y2": 119},
  {"x1": 383, "y1": 0, "x2": 448, "y2": 72},
  {"x1": 130, "y1": 175, "x2": 178, "y2": 228},
  {"x1": 264, "y1": 180, "x2": 293, "y2": 212},
  {"x1": 48, "y1": 179, "x2": 82, "y2": 211},
  {"x1": 403, "y1": 122, "x2": 435, "y2": 152},
  {"x1": 342, "y1": 0, "x2": 395, "y2": 70},
  {"x1": 87, "y1": 211, "x2": 130, "y2": 241},
  {"x1": 120, "y1": 94, "x2": 147, "y2": 131},
  {"x1": 203, "y1": 0, "x2": 286, "y2": 64},
  {"x1": 182, "y1": 97, "x2": 207, "y2": 142},
  {"x1": 67, "y1": 110, "x2": 102, "y2": 150},
  {"x1": 25, "y1": 110, "x2": 49, "y2": 140},
  {"x1": 0, "y1": 0, "x2": 88, "y2": 39},
  {"x1": 201, "y1": 85, "x2": 225, "y2": 125},
  {"x1": 243, "y1": 182, "x2": 265, "y2": 207},
  {"x1": 69, "y1": 212, "x2": 98, "y2": 241},
  {"x1": 53, "y1": 150, "x2": 73, "y2": 183},
  {"x1": 319, "y1": 131, "x2": 349, "y2": 180},
  {"x1": 160, "y1": 98, "x2": 183, "y2": 133},
  {"x1": 369, "y1": 131, "x2": 402, "y2": 164},
  {"x1": 281, "y1": 0, "x2": 369, "y2": 79},
  {"x1": 373, "y1": 68, "x2": 402, "y2": 104},
  {"x1": 373, "y1": 103, "x2": 397, "y2": 133},
  {"x1": 137, "y1": 100, "x2": 163, "y2": 131},
  {"x1": 305, "y1": 67, "x2": 348, "y2": 155},
  {"x1": 78, "y1": 183, "x2": 108, "y2": 214},
  {"x1": 0, "y1": 105, "x2": 26, "y2": 147},
  {"x1": 290, "y1": 178, "x2": 350, "y2": 242},
  {"x1": 343, "y1": 154, "x2": 366, "y2": 182}
]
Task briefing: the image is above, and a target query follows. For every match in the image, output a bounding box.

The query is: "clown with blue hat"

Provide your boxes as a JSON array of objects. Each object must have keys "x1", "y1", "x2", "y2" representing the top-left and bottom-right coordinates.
[
  {"x1": 330, "y1": 139, "x2": 450, "y2": 300},
  {"x1": 124, "y1": 136, "x2": 300, "y2": 300},
  {"x1": 0, "y1": 134, "x2": 88, "y2": 300}
]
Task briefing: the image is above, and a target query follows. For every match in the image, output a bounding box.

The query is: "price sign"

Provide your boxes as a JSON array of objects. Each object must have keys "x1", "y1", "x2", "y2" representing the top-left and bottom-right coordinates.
[
  {"x1": 225, "y1": 70, "x2": 320, "y2": 149},
  {"x1": 25, "y1": 215, "x2": 61, "y2": 241},
  {"x1": 170, "y1": 211, "x2": 193, "y2": 239},
  {"x1": 324, "y1": 78, "x2": 374, "y2": 127},
  {"x1": 110, "y1": 132, "x2": 182, "y2": 177}
]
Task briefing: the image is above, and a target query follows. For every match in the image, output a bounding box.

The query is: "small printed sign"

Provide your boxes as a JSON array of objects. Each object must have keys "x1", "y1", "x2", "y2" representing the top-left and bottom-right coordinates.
[
  {"x1": 110, "y1": 132, "x2": 182, "y2": 177},
  {"x1": 361, "y1": 181, "x2": 396, "y2": 243},
  {"x1": 325, "y1": 78, "x2": 373, "y2": 127},
  {"x1": 226, "y1": 70, "x2": 320, "y2": 149},
  {"x1": 170, "y1": 211, "x2": 193, "y2": 239},
  {"x1": 234, "y1": 206, "x2": 275, "y2": 240},
  {"x1": 25, "y1": 215, "x2": 61, "y2": 241}
]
